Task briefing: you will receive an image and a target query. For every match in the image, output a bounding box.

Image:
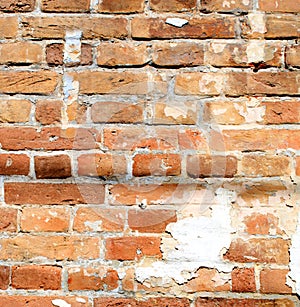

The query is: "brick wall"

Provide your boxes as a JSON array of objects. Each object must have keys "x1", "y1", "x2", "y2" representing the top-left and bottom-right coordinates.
[{"x1": 0, "y1": 0, "x2": 299, "y2": 306}]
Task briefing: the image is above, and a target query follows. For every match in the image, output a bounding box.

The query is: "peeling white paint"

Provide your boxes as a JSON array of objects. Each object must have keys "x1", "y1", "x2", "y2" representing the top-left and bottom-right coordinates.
[
  {"x1": 223, "y1": 1, "x2": 231, "y2": 8},
  {"x1": 84, "y1": 220, "x2": 103, "y2": 231},
  {"x1": 76, "y1": 298, "x2": 87, "y2": 304},
  {"x1": 64, "y1": 30, "x2": 82, "y2": 65},
  {"x1": 164, "y1": 105, "x2": 188, "y2": 119},
  {"x1": 199, "y1": 74, "x2": 223, "y2": 94},
  {"x1": 52, "y1": 299, "x2": 71, "y2": 307},
  {"x1": 246, "y1": 40, "x2": 266, "y2": 63},
  {"x1": 234, "y1": 101, "x2": 265, "y2": 123},
  {"x1": 166, "y1": 18, "x2": 188, "y2": 28},
  {"x1": 211, "y1": 42, "x2": 226, "y2": 54},
  {"x1": 248, "y1": 13, "x2": 266, "y2": 34},
  {"x1": 242, "y1": 0, "x2": 250, "y2": 5},
  {"x1": 212, "y1": 107, "x2": 227, "y2": 116}
]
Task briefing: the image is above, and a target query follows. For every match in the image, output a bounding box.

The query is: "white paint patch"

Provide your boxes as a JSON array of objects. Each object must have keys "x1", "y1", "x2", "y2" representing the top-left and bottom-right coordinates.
[
  {"x1": 63, "y1": 74, "x2": 79, "y2": 106},
  {"x1": 64, "y1": 30, "x2": 82, "y2": 65},
  {"x1": 242, "y1": 0, "x2": 250, "y2": 5},
  {"x1": 223, "y1": 1, "x2": 231, "y2": 8},
  {"x1": 164, "y1": 105, "x2": 188, "y2": 119},
  {"x1": 212, "y1": 108, "x2": 227, "y2": 115},
  {"x1": 248, "y1": 13, "x2": 266, "y2": 34},
  {"x1": 76, "y1": 297, "x2": 87, "y2": 304},
  {"x1": 211, "y1": 42, "x2": 226, "y2": 54},
  {"x1": 246, "y1": 40, "x2": 266, "y2": 63},
  {"x1": 84, "y1": 220, "x2": 103, "y2": 232},
  {"x1": 136, "y1": 188, "x2": 235, "y2": 286},
  {"x1": 166, "y1": 18, "x2": 188, "y2": 28},
  {"x1": 234, "y1": 101, "x2": 265, "y2": 123},
  {"x1": 199, "y1": 74, "x2": 223, "y2": 94},
  {"x1": 52, "y1": 299, "x2": 71, "y2": 307},
  {"x1": 90, "y1": 0, "x2": 99, "y2": 10}
]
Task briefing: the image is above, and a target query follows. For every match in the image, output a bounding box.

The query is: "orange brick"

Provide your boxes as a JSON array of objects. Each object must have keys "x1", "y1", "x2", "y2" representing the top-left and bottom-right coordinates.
[
  {"x1": 0, "y1": 208, "x2": 17, "y2": 232},
  {"x1": 0, "y1": 154, "x2": 29, "y2": 176},
  {"x1": 133, "y1": 154, "x2": 181, "y2": 177},
  {"x1": 35, "y1": 155, "x2": 71, "y2": 179},
  {"x1": 20, "y1": 207, "x2": 70, "y2": 232},
  {"x1": 244, "y1": 213, "x2": 280, "y2": 235},
  {"x1": 35, "y1": 100, "x2": 62, "y2": 125},
  {"x1": 260, "y1": 269, "x2": 292, "y2": 293},
  {"x1": 41, "y1": 0, "x2": 90, "y2": 12},
  {"x1": 12, "y1": 266, "x2": 61, "y2": 290},
  {"x1": 201, "y1": 0, "x2": 252, "y2": 12},
  {"x1": 179, "y1": 129, "x2": 209, "y2": 150},
  {"x1": 0, "y1": 71, "x2": 58, "y2": 95},
  {"x1": 105, "y1": 237, "x2": 161, "y2": 260},
  {"x1": 187, "y1": 155, "x2": 237, "y2": 178},
  {"x1": 224, "y1": 238, "x2": 290, "y2": 264},
  {"x1": 0, "y1": 100, "x2": 31, "y2": 123},
  {"x1": 68, "y1": 267, "x2": 118, "y2": 291},
  {"x1": 0, "y1": 267, "x2": 10, "y2": 290},
  {"x1": 0, "y1": 235, "x2": 100, "y2": 261},
  {"x1": 5, "y1": 183, "x2": 105, "y2": 205},
  {"x1": 0, "y1": 0, "x2": 35, "y2": 11},
  {"x1": 152, "y1": 42, "x2": 204, "y2": 67},
  {"x1": 128, "y1": 209, "x2": 177, "y2": 233},
  {"x1": 92, "y1": 102, "x2": 143, "y2": 124},
  {"x1": 0, "y1": 42, "x2": 42, "y2": 64},
  {"x1": 95, "y1": 298, "x2": 190, "y2": 307},
  {"x1": 150, "y1": 0, "x2": 196, "y2": 11},
  {"x1": 97, "y1": 0, "x2": 144, "y2": 13},
  {"x1": 296, "y1": 157, "x2": 300, "y2": 176},
  {"x1": 286, "y1": 45, "x2": 300, "y2": 67},
  {"x1": 232, "y1": 268, "x2": 256, "y2": 292},
  {"x1": 132, "y1": 16, "x2": 236, "y2": 39},
  {"x1": 97, "y1": 42, "x2": 148, "y2": 67},
  {"x1": 0, "y1": 17, "x2": 18, "y2": 39},
  {"x1": 78, "y1": 154, "x2": 127, "y2": 177},
  {"x1": 259, "y1": 0, "x2": 300, "y2": 12},
  {"x1": 263, "y1": 101, "x2": 300, "y2": 124},
  {"x1": 22, "y1": 17, "x2": 128, "y2": 39}
]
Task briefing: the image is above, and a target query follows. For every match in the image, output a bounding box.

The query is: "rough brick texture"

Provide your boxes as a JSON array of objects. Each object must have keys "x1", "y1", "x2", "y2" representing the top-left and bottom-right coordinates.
[{"x1": 0, "y1": 0, "x2": 299, "y2": 305}]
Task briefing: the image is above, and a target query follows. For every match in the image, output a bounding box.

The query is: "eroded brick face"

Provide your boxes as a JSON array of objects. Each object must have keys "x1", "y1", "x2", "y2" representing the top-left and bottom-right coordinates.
[{"x1": 0, "y1": 0, "x2": 299, "y2": 304}]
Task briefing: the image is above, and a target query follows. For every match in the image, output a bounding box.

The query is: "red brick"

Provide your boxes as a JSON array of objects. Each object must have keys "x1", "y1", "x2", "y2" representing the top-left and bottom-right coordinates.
[
  {"x1": 0, "y1": 100, "x2": 31, "y2": 123},
  {"x1": 133, "y1": 154, "x2": 181, "y2": 177},
  {"x1": 97, "y1": 0, "x2": 144, "y2": 13},
  {"x1": 296, "y1": 157, "x2": 300, "y2": 176},
  {"x1": 35, "y1": 155, "x2": 71, "y2": 179},
  {"x1": 97, "y1": 42, "x2": 148, "y2": 67},
  {"x1": 94, "y1": 297, "x2": 190, "y2": 307},
  {"x1": 0, "y1": 154, "x2": 29, "y2": 176},
  {"x1": 0, "y1": 208, "x2": 17, "y2": 232},
  {"x1": 0, "y1": 296, "x2": 89, "y2": 307},
  {"x1": 150, "y1": 0, "x2": 196, "y2": 12},
  {"x1": 244, "y1": 213, "x2": 280, "y2": 235},
  {"x1": 20, "y1": 208, "x2": 70, "y2": 232},
  {"x1": 68, "y1": 267, "x2": 118, "y2": 291},
  {"x1": 260, "y1": 269, "x2": 292, "y2": 294},
  {"x1": 73, "y1": 207, "x2": 126, "y2": 232},
  {"x1": 286, "y1": 45, "x2": 300, "y2": 67},
  {"x1": 92, "y1": 101, "x2": 143, "y2": 123},
  {"x1": 41, "y1": 0, "x2": 89, "y2": 12},
  {"x1": 201, "y1": 0, "x2": 252, "y2": 12},
  {"x1": 12, "y1": 266, "x2": 61, "y2": 290},
  {"x1": 259, "y1": 0, "x2": 300, "y2": 12},
  {"x1": 263, "y1": 101, "x2": 300, "y2": 124},
  {"x1": 179, "y1": 129, "x2": 209, "y2": 150},
  {"x1": 5, "y1": 183, "x2": 104, "y2": 205},
  {"x1": 224, "y1": 238, "x2": 290, "y2": 264},
  {"x1": 22, "y1": 17, "x2": 128, "y2": 39},
  {"x1": 105, "y1": 237, "x2": 161, "y2": 260},
  {"x1": 0, "y1": 267, "x2": 10, "y2": 290},
  {"x1": 187, "y1": 155, "x2": 237, "y2": 178},
  {"x1": 232, "y1": 268, "x2": 256, "y2": 292},
  {"x1": 152, "y1": 42, "x2": 204, "y2": 67},
  {"x1": 0, "y1": 0, "x2": 35, "y2": 11},
  {"x1": 0, "y1": 71, "x2": 59, "y2": 95},
  {"x1": 0, "y1": 127, "x2": 98, "y2": 150},
  {"x1": 0, "y1": 235, "x2": 100, "y2": 261},
  {"x1": 128, "y1": 209, "x2": 177, "y2": 233},
  {"x1": 35, "y1": 100, "x2": 62, "y2": 125},
  {"x1": 0, "y1": 17, "x2": 18, "y2": 39},
  {"x1": 78, "y1": 153, "x2": 127, "y2": 177},
  {"x1": 131, "y1": 16, "x2": 236, "y2": 39}
]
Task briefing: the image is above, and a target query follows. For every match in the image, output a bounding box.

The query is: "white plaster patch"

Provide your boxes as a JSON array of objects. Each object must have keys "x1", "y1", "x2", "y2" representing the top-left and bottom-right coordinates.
[
  {"x1": 52, "y1": 299, "x2": 71, "y2": 307},
  {"x1": 211, "y1": 43, "x2": 226, "y2": 54},
  {"x1": 212, "y1": 108, "x2": 227, "y2": 116},
  {"x1": 234, "y1": 101, "x2": 265, "y2": 123},
  {"x1": 64, "y1": 30, "x2": 82, "y2": 65},
  {"x1": 63, "y1": 74, "x2": 79, "y2": 107},
  {"x1": 166, "y1": 18, "x2": 188, "y2": 28},
  {"x1": 76, "y1": 298, "x2": 87, "y2": 304},
  {"x1": 246, "y1": 40, "x2": 266, "y2": 63},
  {"x1": 199, "y1": 74, "x2": 223, "y2": 94},
  {"x1": 84, "y1": 220, "x2": 103, "y2": 231},
  {"x1": 242, "y1": 0, "x2": 250, "y2": 5},
  {"x1": 164, "y1": 105, "x2": 188, "y2": 119},
  {"x1": 248, "y1": 13, "x2": 266, "y2": 34}
]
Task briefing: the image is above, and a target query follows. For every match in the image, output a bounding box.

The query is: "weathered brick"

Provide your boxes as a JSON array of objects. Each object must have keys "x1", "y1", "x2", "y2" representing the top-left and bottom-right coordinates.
[
  {"x1": 21, "y1": 207, "x2": 70, "y2": 232},
  {"x1": 73, "y1": 207, "x2": 126, "y2": 232},
  {"x1": 263, "y1": 101, "x2": 300, "y2": 124},
  {"x1": 150, "y1": 0, "x2": 196, "y2": 12},
  {"x1": 22, "y1": 17, "x2": 128, "y2": 39},
  {"x1": 5, "y1": 183, "x2": 104, "y2": 205},
  {"x1": 152, "y1": 42, "x2": 204, "y2": 67},
  {"x1": 105, "y1": 237, "x2": 161, "y2": 260},
  {"x1": 0, "y1": 0, "x2": 35, "y2": 12},
  {"x1": 232, "y1": 268, "x2": 256, "y2": 292},
  {"x1": 131, "y1": 16, "x2": 236, "y2": 39},
  {"x1": 0, "y1": 235, "x2": 100, "y2": 260},
  {"x1": 133, "y1": 154, "x2": 181, "y2": 177},
  {"x1": 97, "y1": 0, "x2": 144, "y2": 13},
  {"x1": 128, "y1": 209, "x2": 177, "y2": 233},
  {"x1": 187, "y1": 155, "x2": 238, "y2": 178},
  {"x1": 67, "y1": 102, "x2": 87, "y2": 124},
  {"x1": 286, "y1": 45, "x2": 300, "y2": 67},
  {"x1": 241, "y1": 155, "x2": 290, "y2": 177},
  {"x1": 97, "y1": 42, "x2": 148, "y2": 66},
  {"x1": 0, "y1": 208, "x2": 17, "y2": 232},
  {"x1": 244, "y1": 213, "x2": 280, "y2": 235},
  {"x1": 0, "y1": 42, "x2": 42, "y2": 64},
  {"x1": 260, "y1": 269, "x2": 292, "y2": 294},
  {"x1": 224, "y1": 238, "x2": 290, "y2": 264},
  {"x1": 12, "y1": 266, "x2": 61, "y2": 290},
  {"x1": 78, "y1": 153, "x2": 127, "y2": 177},
  {"x1": 0, "y1": 127, "x2": 98, "y2": 150},
  {"x1": 0, "y1": 71, "x2": 58, "y2": 95},
  {"x1": 0, "y1": 100, "x2": 31, "y2": 123},
  {"x1": 41, "y1": 0, "x2": 90, "y2": 12},
  {"x1": 296, "y1": 157, "x2": 300, "y2": 176},
  {"x1": 0, "y1": 17, "x2": 18, "y2": 38},
  {"x1": 0, "y1": 267, "x2": 10, "y2": 290},
  {"x1": 35, "y1": 155, "x2": 72, "y2": 179},
  {"x1": 35, "y1": 100, "x2": 62, "y2": 125},
  {"x1": 179, "y1": 129, "x2": 209, "y2": 150},
  {"x1": 92, "y1": 102, "x2": 143, "y2": 124},
  {"x1": 0, "y1": 154, "x2": 29, "y2": 176},
  {"x1": 68, "y1": 267, "x2": 118, "y2": 291},
  {"x1": 201, "y1": 0, "x2": 252, "y2": 12},
  {"x1": 259, "y1": 0, "x2": 300, "y2": 12}
]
